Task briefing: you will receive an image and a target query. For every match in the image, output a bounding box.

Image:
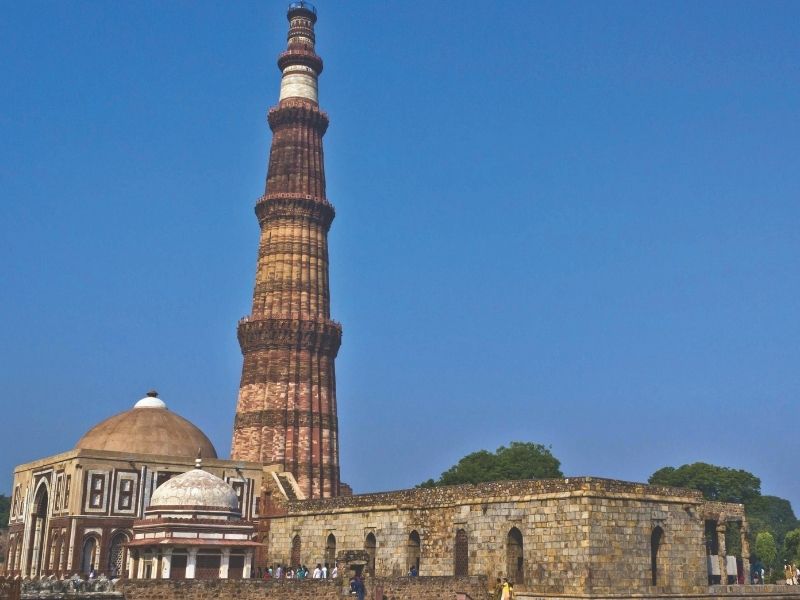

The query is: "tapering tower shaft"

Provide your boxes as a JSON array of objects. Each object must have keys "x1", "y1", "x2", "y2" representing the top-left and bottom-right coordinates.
[{"x1": 232, "y1": 2, "x2": 341, "y2": 499}]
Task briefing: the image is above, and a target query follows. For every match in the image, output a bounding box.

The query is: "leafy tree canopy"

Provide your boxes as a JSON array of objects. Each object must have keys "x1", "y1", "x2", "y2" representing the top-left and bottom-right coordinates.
[
  {"x1": 783, "y1": 529, "x2": 800, "y2": 564},
  {"x1": 747, "y1": 495, "x2": 799, "y2": 547},
  {"x1": 755, "y1": 532, "x2": 777, "y2": 568},
  {"x1": 419, "y1": 442, "x2": 563, "y2": 487},
  {"x1": 649, "y1": 462, "x2": 761, "y2": 503},
  {"x1": 0, "y1": 494, "x2": 9, "y2": 529}
]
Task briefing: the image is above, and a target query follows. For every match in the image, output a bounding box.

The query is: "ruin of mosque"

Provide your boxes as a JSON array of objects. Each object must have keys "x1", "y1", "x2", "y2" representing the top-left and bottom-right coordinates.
[{"x1": 4, "y1": 2, "x2": 792, "y2": 599}]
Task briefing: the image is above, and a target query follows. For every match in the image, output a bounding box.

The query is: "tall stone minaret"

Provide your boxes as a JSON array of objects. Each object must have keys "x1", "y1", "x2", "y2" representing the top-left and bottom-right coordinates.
[{"x1": 232, "y1": 1, "x2": 341, "y2": 499}]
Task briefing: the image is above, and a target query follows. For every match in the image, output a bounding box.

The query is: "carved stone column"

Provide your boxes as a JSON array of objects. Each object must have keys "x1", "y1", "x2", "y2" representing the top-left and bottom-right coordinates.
[
  {"x1": 186, "y1": 548, "x2": 198, "y2": 579},
  {"x1": 220, "y1": 548, "x2": 231, "y2": 579},
  {"x1": 717, "y1": 523, "x2": 727, "y2": 585},
  {"x1": 161, "y1": 549, "x2": 172, "y2": 580},
  {"x1": 243, "y1": 549, "x2": 254, "y2": 579},
  {"x1": 741, "y1": 524, "x2": 750, "y2": 584}
]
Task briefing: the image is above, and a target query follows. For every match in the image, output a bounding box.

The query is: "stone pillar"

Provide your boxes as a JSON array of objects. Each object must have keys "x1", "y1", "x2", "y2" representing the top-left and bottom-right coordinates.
[
  {"x1": 243, "y1": 550, "x2": 253, "y2": 579},
  {"x1": 717, "y1": 523, "x2": 727, "y2": 585},
  {"x1": 150, "y1": 555, "x2": 159, "y2": 579},
  {"x1": 741, "y1": 525, "x2": 750, "y2": 584},
  {"x1": 127, "y1": 553, "x2": 135, "y2": 580},
  {"x1": 220, "y1": 548, "x2": 231, "y2": 579},
  {"x1": 136, "y1": 554, "x2": 145, "y2": 579},
  {"x1": 161, "y1": 549, "x2": 172, "y2": 580},
  {"x1": 186, "y1": 548, "x2": 198, "y2": 579}
]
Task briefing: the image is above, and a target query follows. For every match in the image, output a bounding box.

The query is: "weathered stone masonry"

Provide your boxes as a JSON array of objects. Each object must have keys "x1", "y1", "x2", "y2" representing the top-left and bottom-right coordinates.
[
  {"x1": 231, "y1": 2, "x2": 341, "y2": 500},
  {"x1": 260, "y1": 476, "x2": 751, "y2": 597}
]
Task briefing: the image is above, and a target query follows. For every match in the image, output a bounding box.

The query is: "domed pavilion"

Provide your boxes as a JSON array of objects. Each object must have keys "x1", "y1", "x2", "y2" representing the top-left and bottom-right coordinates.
[
  {"x1": 4, "y1": 391, "x2": 272, "y2": 579},
  {"x1": 126, "y1": 457, "x2": 258, "y2": 580}
]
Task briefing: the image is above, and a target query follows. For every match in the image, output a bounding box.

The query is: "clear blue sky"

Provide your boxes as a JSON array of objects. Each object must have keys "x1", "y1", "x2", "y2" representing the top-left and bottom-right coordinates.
[{"x1": 1, "y1": 1, "x2": 798, "y2": 510}]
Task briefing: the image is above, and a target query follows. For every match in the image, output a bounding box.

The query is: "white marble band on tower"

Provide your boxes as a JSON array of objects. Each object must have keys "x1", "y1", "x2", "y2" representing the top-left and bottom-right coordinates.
[{"x1": 279, "y1": 66, "x2": 318, "y2": 102}]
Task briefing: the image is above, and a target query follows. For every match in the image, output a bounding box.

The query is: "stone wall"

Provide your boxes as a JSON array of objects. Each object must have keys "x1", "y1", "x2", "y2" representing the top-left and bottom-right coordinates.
[
  {"x1": 263, "y1": 477, "x2": 715, "y2": 595},
  {"x1": 517, "y1": 585, "x2": 800, "y2": 599},
  {"x1": 17, "y1": 579, "x2": 800, "y2": 600},
  {"x1": 118, "y1": 577, "x2": 489, "y2": 600}
]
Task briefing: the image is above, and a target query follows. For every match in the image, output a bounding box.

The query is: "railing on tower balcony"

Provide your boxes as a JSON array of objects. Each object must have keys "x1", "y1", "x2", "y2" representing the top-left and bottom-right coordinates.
[{"x1": 288, "y1": 1, "x2": 316, "y2": 15}]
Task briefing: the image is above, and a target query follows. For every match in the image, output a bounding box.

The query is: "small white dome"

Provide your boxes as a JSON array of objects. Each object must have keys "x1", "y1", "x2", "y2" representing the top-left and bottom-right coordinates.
[
  {"x1": 150, "y1": 469, "x2": 239, "y2": 511},
  {"x1": 134, "y1": 394, "x2": 167, "y2": 409}
]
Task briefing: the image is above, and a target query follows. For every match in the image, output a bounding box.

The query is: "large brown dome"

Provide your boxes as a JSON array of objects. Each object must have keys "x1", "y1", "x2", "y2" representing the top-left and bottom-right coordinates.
[{"x1": 75, "y1": 392, "x2": 217, "y2": 459}]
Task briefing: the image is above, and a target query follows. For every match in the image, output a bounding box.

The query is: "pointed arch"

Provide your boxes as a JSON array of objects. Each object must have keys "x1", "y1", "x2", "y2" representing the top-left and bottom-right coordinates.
[
  {"x1": 408, "y1": 530, "x2": 421, "y2": 574},
  {"x1": 108, "y1": 531, "x2": 130, "y2": 578},
  {"x1": 454, "y1": 529, "x2": 468, "y2": 577},
  {"x1": 364, "y1": 532, "x2": 376, "y2": 576},
  {"x1": 325, "y1": 533, "x2": 336, "y2": 568},
  {"x1": 507, "y1": 526, "x2": 524, "y2": 585},
  {"x1": 651, "y1": 526, "x2": 664, "y2": 586},
  {"x1": 27, "y1": 480, "x2": 50, "y2": 577},
  {"x1": 80, "y1": 535, "x2": 99, "y2": 575},
  {"x1": 291, "y1": 534, "x2": 302, "y2": 568}
]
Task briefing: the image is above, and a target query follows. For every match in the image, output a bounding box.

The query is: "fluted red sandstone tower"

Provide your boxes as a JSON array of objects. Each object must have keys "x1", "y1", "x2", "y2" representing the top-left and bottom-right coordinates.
[{"x1": 232, "y1": 1, "x2": 341, "y2": 499}]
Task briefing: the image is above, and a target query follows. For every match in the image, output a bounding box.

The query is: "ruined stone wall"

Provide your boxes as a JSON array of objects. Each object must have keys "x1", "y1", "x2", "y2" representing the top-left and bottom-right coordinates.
[
  {"x1": 118, "y1": 577, "x2": 489, "y2": 600},
  {"x1": 583, "y1": 495, "x2": 707, "y2": 595},
  {"x1": 119, "y1": 579, "x2": 340, "y2": 600},
  {"x1": 264, "y1": 477, "x2": 715, "y2": 595}
]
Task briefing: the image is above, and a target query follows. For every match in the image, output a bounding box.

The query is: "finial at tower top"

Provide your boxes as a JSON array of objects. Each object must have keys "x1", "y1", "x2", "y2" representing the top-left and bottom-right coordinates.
[
  {"x1": 288, "y1": 1, "x2": 317, "y2": 22},
  {"x1": 195, "y1": 448, "x2": 203, "y2": 469}
]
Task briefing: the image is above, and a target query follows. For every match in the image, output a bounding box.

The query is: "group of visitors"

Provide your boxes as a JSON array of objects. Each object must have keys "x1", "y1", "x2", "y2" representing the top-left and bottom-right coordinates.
[
  {"x1": 493, "y1": 576, "x2": 515, "y2": 599},
  {"x1": 256, "y1": 562, "x2": 338, "y2": 580}
]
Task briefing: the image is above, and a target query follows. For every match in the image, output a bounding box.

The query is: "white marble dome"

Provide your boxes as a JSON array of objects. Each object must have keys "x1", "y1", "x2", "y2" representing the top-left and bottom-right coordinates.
[{"x1": 149, "y1": 468, "x2": 240, "y2": 512}]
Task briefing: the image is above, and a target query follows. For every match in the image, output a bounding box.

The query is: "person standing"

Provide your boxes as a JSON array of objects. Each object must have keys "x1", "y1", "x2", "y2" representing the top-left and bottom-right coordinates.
[
  {"x1": 493, "y1": 577, "x2": 503, "y2": 600},
  {"x1": 501, "y1": 577, "x2": 514, "y2": 600},
  {"x1": 322, "y1": 563, "x2": 329, "y2": 578},
  {"x1": 313, "y1": 564, "x2": 322, "y2": 579}
]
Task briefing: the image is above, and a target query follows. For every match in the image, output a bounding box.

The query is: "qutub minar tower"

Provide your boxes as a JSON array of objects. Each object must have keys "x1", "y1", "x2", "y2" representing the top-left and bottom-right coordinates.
[{"x1": 231, "y1": 1, "x2": 341, "y2": 499}]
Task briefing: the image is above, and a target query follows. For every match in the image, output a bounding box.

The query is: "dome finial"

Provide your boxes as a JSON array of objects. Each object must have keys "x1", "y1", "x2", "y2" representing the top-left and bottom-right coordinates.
[
  {"x1": 195, "y1": 448, "x2": 203, "y2": 469},
  {"x1": 147, "y1": 390, "x2": 158, "y2": 398}
]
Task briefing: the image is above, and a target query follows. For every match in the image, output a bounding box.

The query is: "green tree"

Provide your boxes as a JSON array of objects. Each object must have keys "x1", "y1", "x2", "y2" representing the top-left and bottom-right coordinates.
[
  {"x1": 782, "y1": 528, "x2": 800, "y2": 564},
  {"x1": 648, "y1": 463, "x2": 761, "y2": 503},
  {"x1": 0, "y1": 494, "x2": 9, "y2": 529},
  {"x1": 419, "y1": 442, "x2": 563, "y2": 487},
  {"x1": 755, "y1": 532, "x2": 777, "y2": 577},
  {"x1": 648, "y1": 462, "x2": 799, "y2": 561},
  {"x1": 747, "y1": 495, "x2": 799, "y2": 549}
]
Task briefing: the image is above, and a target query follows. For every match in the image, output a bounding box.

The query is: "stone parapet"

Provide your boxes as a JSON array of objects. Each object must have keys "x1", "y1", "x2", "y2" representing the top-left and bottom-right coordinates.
[{"x1": 280, "y1": 477, "x2": 704, "y2": 515}]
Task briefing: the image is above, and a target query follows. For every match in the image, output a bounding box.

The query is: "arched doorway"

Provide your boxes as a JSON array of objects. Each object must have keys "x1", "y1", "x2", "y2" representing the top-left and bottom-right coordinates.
[
  {"x1": 291, "y1": 535, "x2": 302, "y2": 568},
  {"x1": 507, "y1": 527, "x2": 524, "y2": 585},
  {"x1": 27, "y1": 483, "x2": 49, "y2": 577},
  {"x1": 407, "y1": 531, "x2": 421, "y2": 574},
  {"x1": 81, "y1": 536, "x2": 98, "y2": 575},
  {"x1": 651, "y1": 526, "x2": 664, "y2": 586},
  {"x1": 364, "y1": 533, "x2": 376, "y2": 576},
  {"x1": 454, "y1": 529, "x2": 468, "y2": 577},
  {"x1": 325, "y1": 533, "x2": 336, "y2": 569},
  {"x1": 108, "y1": 532, "x2": 128, "y2": 578}
]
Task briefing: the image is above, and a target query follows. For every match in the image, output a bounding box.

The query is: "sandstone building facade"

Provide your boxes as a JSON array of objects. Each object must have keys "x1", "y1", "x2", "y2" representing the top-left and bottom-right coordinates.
[{"x1": 4, "y1": 393, "x2": 263, "y2": 580}]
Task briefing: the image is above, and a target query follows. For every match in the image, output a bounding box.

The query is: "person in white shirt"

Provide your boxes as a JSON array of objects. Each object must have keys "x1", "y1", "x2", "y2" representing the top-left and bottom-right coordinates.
[
  {"x1": 331, "y1": 565, "x2": 338, "y2": 579},
  {"x1": 313, "y1": 564, "x2": 323, "y2": 579},
  {"x1": 322, "y1": 563, "x2": 329, "y2": 578}
]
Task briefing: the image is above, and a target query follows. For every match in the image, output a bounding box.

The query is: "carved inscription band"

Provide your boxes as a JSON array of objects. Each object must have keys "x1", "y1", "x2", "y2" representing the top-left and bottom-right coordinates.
[
  {"x1": 255, "y1": 194, "x2": 335, "y2": 231},
  {"x1": 235, "y1": 410, "x2": 336, "y2": 430},
  {"x1": 237, "y1": 316, "x2": 342, "y2": 354}
]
